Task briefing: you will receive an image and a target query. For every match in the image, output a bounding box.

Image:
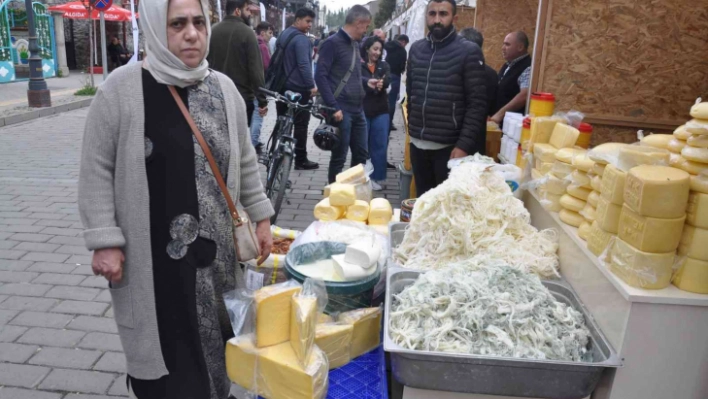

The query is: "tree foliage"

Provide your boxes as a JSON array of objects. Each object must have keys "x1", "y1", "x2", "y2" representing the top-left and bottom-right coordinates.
[
  {"x1": 373, "y1": 0, "x2": 396, "y2": 28},
  {"x1": 326, "y1": 8, "x2": 348, "y2": 30}
]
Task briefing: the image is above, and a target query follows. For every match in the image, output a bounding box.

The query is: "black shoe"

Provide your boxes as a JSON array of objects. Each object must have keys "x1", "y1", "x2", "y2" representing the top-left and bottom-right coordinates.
[
  {"x1": 387, "y1": 162, "x2": 396, "y2": 170},
  {"x1": 295, "y1": 160, "x2": 319, "y2": 170},
  {"x1": 390, "y1": 126, "x2": 398, "y2": 131}
]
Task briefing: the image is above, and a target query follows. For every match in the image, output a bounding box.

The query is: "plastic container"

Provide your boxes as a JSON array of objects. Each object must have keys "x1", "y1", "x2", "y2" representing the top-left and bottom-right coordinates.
[
  {"x1": 400, "y1": 199, "x2": 416, "y2": 223},
  {"x1": 577, "y1": 122, "x2": 593, "y2": 149},
  {"x1": 521, "y1": 117, "x2": 532, "y2": 150},
  {"x1": 285, "y1": 241, "x2": 381, "y2": 313},
  {"x1": 397, "y1": 162, "x2": 413, "y2": 201},
  {"x1": 529, "y1": 92, "x2": 556, "y2": 117}
]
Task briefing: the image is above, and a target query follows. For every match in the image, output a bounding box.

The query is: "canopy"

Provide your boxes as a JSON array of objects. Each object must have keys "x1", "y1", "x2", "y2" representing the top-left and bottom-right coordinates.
[{"x1": 48, "y1": 1, "x2": 138, "y2": 22}]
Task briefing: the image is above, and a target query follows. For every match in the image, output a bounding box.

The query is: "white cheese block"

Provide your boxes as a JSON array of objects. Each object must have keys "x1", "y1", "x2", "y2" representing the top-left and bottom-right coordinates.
[
  {"x1": 686, "y1": 192, "x2": 708, "y2": 229},
  {"x1": 668, "y1": 138, "x2": 687, "y2": 154},
  {"x1": 596, "y1": 196, "x2": 623, "y2": 234},
  {"x1": 587, "y1": 190, "x2": 600, "y2": 207},
  {"x1": 601, "y1": 164, "x2": 627, "y2": 205},
  {"x1": 332, "y1": 254, "x2": 376, "y2": 281},
  {"x1": 617, "y1": 204, "x2": 685, "y2": 253},
  {"x1": 587, "y1": 221, "x2": 616, "y2": 257},
  {"x1": 640, "y1": 134, "x2": 673, "y2": 150},
  {"x1": 567, "y1": 184, "x2": 592, "y2": 201},
  {"x1": 673, "y1": 257, "x2": 708, "y2": 294},
  {"x1": 681, "y1": 146, "x2": 708, "y2": 163},
  {"x1": 344, "y1": 241, "x2": 380, "y2": 269},
  {"x1": 674, "y1": 125, "x2": 691, "y2": 140},
  {"x1": 623, "y1": 165, "x2": 690, "y2": 218},
  {"x1": 560, "y1": 209, "x2": 584, "y2": 227},
  {"x1": 609, "y1": 238, "x2": 675, "y2": 289},
  {"x1": 578, "y1": 222, "x2": 592, "y2": 241},
  {"x1": 533, "y1": 143, "x2": 559, "y2": 163},
  {"x1": 687, "y1": 134, "x2": 708, "y2": 148},
  {"x1": 678, "y1": 225, "x2": 708, "y2": 262},
  {"x1": 549, "y1": 124, "x2": 580, "y2": 149}
]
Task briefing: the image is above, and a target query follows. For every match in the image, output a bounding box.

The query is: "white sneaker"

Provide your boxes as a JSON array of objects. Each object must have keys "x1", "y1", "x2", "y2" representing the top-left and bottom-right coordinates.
[{"x1": 371, "y1": 181, "x2": 383, "y2": 191}]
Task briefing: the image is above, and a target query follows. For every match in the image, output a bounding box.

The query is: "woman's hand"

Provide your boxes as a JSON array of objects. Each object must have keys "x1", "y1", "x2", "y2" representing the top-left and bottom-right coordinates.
[
  {"x1": 367, "y1": 79, "x2": 379, "y2": 89},
  {"x1": 255, "y1": 219, "x2": 273, "y2": 266},
  {"x1": 376, "y1": 79, "x2": 384, "y2": 91},
  {"x1": 92, "y1": 248, "x2": 125, "y2": 284}
]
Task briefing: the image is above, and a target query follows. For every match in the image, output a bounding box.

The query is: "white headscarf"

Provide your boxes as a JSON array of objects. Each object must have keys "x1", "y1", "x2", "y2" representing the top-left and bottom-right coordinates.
[{"x1": 139, "y1": 0, "x2": 212, "y2": 88}]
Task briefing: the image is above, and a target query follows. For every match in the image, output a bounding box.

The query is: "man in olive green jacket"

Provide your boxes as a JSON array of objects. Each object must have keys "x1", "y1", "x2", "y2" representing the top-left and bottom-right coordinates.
[{"x1": 208, "y1": 0, "x2": 268, "y2": 127}]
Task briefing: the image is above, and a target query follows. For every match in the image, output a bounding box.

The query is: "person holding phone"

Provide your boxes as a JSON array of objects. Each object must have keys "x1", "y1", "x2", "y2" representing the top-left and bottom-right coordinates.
[{"x1": 361, "y1": 36, "x2": 391, "y2": 191}]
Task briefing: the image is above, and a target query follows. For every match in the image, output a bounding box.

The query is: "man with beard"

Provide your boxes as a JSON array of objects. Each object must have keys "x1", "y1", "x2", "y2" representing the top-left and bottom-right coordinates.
[
  {"x1": 406, "y1": 0, "x2": 487, "y2": 196},
  {"x1": 208, "y1": 0, "x2": 268, "y2": 129}
]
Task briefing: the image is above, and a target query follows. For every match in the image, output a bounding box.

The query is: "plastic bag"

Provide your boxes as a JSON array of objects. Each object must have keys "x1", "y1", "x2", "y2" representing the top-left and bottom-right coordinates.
[
  {"x1": 243, "y1": 254, "x2": 288, "y2": 289},
  {"x1": 338, "y1": 307, "x2": 383, "y2": 359},
  {"x1": 599, "y1": 237, "x2": 679, "y2": 290},
  {"x1": 587, "y1": 142, "x2": 630, "y2": 166},
  {"x1": 291, "y1": 278, "x2": 328, "y2": 367},
  {"x1": 271, "y1": 225, "x2": 302, "y2": 239},
  {"x1": 315, "y1": 322, "x2": 354, "y2": 369},
  {"x1": 616, "y1": 144, "x2": 670, "y2": 172}
]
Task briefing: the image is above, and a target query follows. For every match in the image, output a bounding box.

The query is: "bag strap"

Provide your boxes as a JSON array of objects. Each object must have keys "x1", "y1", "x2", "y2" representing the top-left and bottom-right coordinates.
[
  {"x1": 333, "y1": 42, "x2": 358, "y2": 99},
  {"x1": 167, "y1": 86, "x2": 244, "y2": 227}
]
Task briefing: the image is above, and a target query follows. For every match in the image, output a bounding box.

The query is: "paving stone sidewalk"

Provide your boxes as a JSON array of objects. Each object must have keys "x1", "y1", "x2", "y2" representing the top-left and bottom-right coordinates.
[{"x1": 0, "y1": 102, "x2": 406, "y2": 398}]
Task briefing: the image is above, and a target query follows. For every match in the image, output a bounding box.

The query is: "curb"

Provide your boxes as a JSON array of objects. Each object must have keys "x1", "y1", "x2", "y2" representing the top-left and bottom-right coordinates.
[{"x1": 0, "y1": 97, "x2": 94, "y2": 128}]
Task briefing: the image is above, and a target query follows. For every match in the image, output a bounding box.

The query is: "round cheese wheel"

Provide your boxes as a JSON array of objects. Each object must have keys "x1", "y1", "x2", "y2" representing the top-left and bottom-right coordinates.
[
  {"x1": 539, "y1": 190, "x2": 563, "y2": 212},
  {"x1": 690, "y1": 173, "x2": 708, "y2": 194},
  {"x1": 691, "y1": 102, "x2": 708, "y2": 120},
  {"x1": 640, "y1": 134, "x2": 673, "y2": 150},
  {"x1": 570, "y1": 170, "x2": 592, "y2": 189},
  {"x1": 560, "y1": 209, "x2": 585, "y2": 227},
  {"x1": 587, "y1": 190, "x2": 600, "y2": 207},
  {"x1": 686, "y1": 119, "x2": 708, "y2": 136},
  {"x1": 581, "y1": 203, "x2": 597, "y2": 223},
  {"x1": 560, "y1": 194, "x2": 586, "y2": 212},
  {"x1": 578, "y1": 221, "x2": 592, "y2": 240},
  {"x1": 673, "y1": 257, "x2": 708, "y2": 294},
  {"x1": 625, "y1": 165, "x2": 691, "y2": 219},
  {"x1": 592, "y1": 163, "x2": 606, "y2": 176},
  {"x1": 669, "y1": 153, "x2": 685, "y2": 168},
  {"x1": 668, "y1": 138, "x2": 687, "y2": 154},
  {"x1": 674, "y1": 125, "x2": 691, "y2": 140},
  {"x1": 555, "y1": 147, "x2": 579, "y2": 164},
  {"x1": 688, "y1": 134, "x2": 708, "y2": 149},
  {"x1": 572, "y1": 153, "x2": 594, "y2": 172},
  {"x1": 591, "y1": 175, "x2": 603, "y2": 192},
  {"x1": 567, "y1": 184, "x2": 592, "y2": 201},
  {"x1": 681, "y1": 146, "x2": 708, "y2": 163},
  {"x1": 588, "y1": 143, "x2": 629, "y2": 165},
  {"x1": 677, "y1": 158, "x2": 708, "y2": 176}
]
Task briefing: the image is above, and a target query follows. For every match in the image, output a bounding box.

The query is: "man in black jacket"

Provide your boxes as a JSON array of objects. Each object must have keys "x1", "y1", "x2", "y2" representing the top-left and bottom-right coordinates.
[
  {"x1": 491, "y1": 31, "x2": 532, "y2": 125},
  {"x1": 459, "y1": 28, "x2": 497, "y2": 117},
  {"x1": 406, "y1": 0, "x2": 487, "y2": 196},
  {"x1": 384, "y1": 34, "x2": 409, "y2": 131}
]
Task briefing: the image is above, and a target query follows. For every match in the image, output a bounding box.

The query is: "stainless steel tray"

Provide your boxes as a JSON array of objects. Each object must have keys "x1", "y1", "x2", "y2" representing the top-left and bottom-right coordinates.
[{"x1": 384, "y1": 267, "x2": 622, "y2": 399}]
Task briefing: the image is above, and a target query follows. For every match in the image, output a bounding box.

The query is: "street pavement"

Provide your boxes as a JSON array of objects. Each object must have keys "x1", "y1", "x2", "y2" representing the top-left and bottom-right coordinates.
[
  {"x1": 0, "y1": 101, "x2": 406, "y2": 398},
  {"x1": 0, "y1": 74, "x2": 105, "y2": 117}
]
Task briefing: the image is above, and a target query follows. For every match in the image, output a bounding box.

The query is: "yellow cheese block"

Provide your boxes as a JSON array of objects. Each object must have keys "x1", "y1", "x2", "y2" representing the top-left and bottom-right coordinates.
[
  {"x1": 678, "y1": 225, "x2": 708, "y2": 262},
  {"x1": 690, "y1": 173, "x2": 708, "y2": 194},
  {"x1": 596, "y1": 196, "x2": 623, "y2": 234},
  {"x1": 549, "y1": 123, "x2": 580, "y2": 149},
  {"x1": 255, "y1": 285, "x2": 302, "y2": 348},
  {"x1": 686, "y1": 119, "x2": 708, "y2": 135},
  {"x1": 609, "y1": 238, "x2": 675, "y2": 290},
  {"x1": 531, "y1": 168, "x2": 543, "y2": 180},
  {"x1": 581, "y1": 203, "x2": 597, "y2": 223},
  {"x1": 640, "y1": 134, "x2": 673, "y2": 150},
  {"x1": 533, "y1": 143, "x2": 559, "y2": 163},
  {"x1": 560, "y1": 209, "x2": 584, "y2": 227},
  {"x1": 673, "y1": 257, "x2": 708, "y2": 294},
  {"x1": 543, "y1": 174, "x2": 570, "y2": 195},
  {"x1": 560, "y1": 194, "x2": 586, "y2": 212},
  {"x1": 567, "y1": 184, "x2": 592, "y2": 201},
  {"x1": 686, "y1": 192, "x2": 708, "y2": 229},
  {"x1": 587, "y1": 221, "x2": 616, "y2": 257},
  {"x1": 535, "y1": 159, "x2": 554, "y2": 175},
  {"x1": 624, "y1": 165, "x2": 690, "y2": 218},
  {"x1": 674, "y1": 125, "x2": 691, "y2": 140},
  {"x1": 329, "y1": 183, "x2": 357, "y2": 207},
  {"x1": 667, "y1": 138, "x2": 687, "y2": 154},
  {"x1": 601, "y1": 164, "x2": 627, "y2": 205},
  {"x1": 315, "y1": 323, "x2": 354, "y2": 369},
  {"x1": 677, "y1": 158, "x2": 708, "y2": 176},
  {"x1": 530, "y1": 116, "x2": 565, "y2": 145},
  {"x1": 555, "y1": 147, "x2": 582, "y2": 164},
  {"x1": 572, "y1": 152, "x2": 594, "y2": 172},
  {"x1": 338, "y1": 307, "x2": 382, "y2": 359},
  {"x1": 591, "y1": 174, "x2": 603, "y2": 192},
  {"x1": 681, "y1": 146, "x2": 708, "y2": 163},
  {"x1": 551, "y1": 160, "x2": 574, "y2": 179},
  {"x1": 226, "y1": 335, "x2": 258, "y2": 391},
  {"x1": 690, "y1": 102, "x2": 708, "y2": 120},
  {"x1": 592, "y1": 163, "x2": 606, "y2": 176},
  {"x1": 336, "y1": 164, "x2": 366, "y2": 184},
  {"x1": 290, "y1": 296, "x2": 318, "y2": 366},
  {"x1": 570, "y1": 170, "x2": 592, "y2": 189},
  {"x1": 314, "y1": 198, "x2": 346, "y2": 221},
  {"x1": 578, "y1": 222, "x2": 592, "y2": 241},
  {"x1": 346, "y1": 200, "x2": 370, "y2": 222},
  {"x1": 687, "y1": 134, "x2": 708, "y2": 149},
  {"x1": 368, "y1": 198, "x2": 393, "y2": 225},
  {"x1": 618, "y1": 145, "x2": 670, "y2": 171},
  {"x1": 587, "y1": 190, "x2": 600, "y2": 208},
  {"x1": 317, "y1": 313, "x2": 335, "y2": 324},
  {"x1": 617, "y1": 204, "x2": 685, "y2": 253}
]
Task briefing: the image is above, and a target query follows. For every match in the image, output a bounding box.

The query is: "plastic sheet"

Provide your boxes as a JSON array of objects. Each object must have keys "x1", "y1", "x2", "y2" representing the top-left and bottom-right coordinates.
[
  {"x1": 315, "y1": 323, "x2": 354, "y2": 370},
  {"x1": 616, "y1": 145, "x2": 670, "y2": 172},
  {"x1": 601, "y1": 237, "x2": 680, "y2": 290},
  {"x1": 588, "y1": 142, "x2": 630, "y2": 166},
  {"x1": 291, "y1": 280, "x2": 326, "y2": 367},
  {"x1": 338, "y1": 307, "x2": 382, "y2": 360}
]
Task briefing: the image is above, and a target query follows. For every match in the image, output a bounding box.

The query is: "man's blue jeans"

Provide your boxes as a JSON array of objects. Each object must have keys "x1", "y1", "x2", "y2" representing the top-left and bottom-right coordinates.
[
  {"x1": 367, "y1": 113, "x2": 390, "y2": 181},
  {"x1": 388, "y1": 74, "x2": 401, "y2": 126},
  {"x1": 328, "y1": 110, "x2": 368, "y2": 183},
  {"x1": 250, "y1": 99, "x2": 263, "y2": 148}
]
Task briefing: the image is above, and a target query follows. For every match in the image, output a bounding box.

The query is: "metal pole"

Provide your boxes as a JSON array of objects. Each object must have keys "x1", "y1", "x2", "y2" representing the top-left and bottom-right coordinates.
[
  {"x1": 25, "y1": 0, "x2": 51, "y2": 107},
  {"x1": 100, "y1": 11, "x2": 107, "y2": 79}
]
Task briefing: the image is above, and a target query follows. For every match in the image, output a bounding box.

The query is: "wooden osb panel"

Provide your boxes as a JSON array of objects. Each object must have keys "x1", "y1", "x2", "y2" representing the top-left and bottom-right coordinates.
[
  {"x1": 456, "y1": 6, "x2": 477, "y2": 32},
  {"x1": 539, "y1": 0, "x2": 708, "y2": 124},
  {"x1": 589, "y1": 124, "x2": 672, "y2": 147},
  {"x1": 475, "y1": 0, "x2": 539, "y2": 71}
]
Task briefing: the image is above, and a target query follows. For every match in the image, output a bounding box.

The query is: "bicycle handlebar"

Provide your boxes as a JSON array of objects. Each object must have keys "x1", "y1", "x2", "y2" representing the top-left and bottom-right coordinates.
[{"x1": 258, "y1": 87, "x2": 338, "y2": 113}]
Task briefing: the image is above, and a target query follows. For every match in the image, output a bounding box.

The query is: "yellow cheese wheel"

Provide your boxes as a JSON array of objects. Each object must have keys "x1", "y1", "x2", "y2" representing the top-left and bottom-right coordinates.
[
  {"x1": 569, "y1": 170, "x2": 591, "y2": 189},
  {"x1": 536, "y1": 160, "x2": 554, "y2": 175},
  {"x1": 588, "y1": 143, "x2": 629, "y2": 165},
  {"x1": 601, "y1": 164, "x2": 626, "y2": 205},
  {"x1": 672, "y1": 257, "x2": 708, "y2": 294},
  {"x1": 578, "y1": 222, "x2": 592, "y2": 241},
  {"x1": 587, "y1": 190, "x2": 600, "y2": 207},
  {"x1": 591, "y1": 174, "x2": 603, "y2": 192},
  {"x1": 551, "y1": 160, "x2": 575, "y2": 179},
  {"x1": 674, "y1": 125, "x2": 691, "y2": 140},
  {"x1": 540, "y1": 190, "x2": 563, "y2": 213},
  {"x1": 678, "y1": 225, "x2": 708, "y2": 262},
  {"x1": 686, "y1": 192, "x2": 708, "y2": 229},
  {"x1": 581, "y1": 203, "x2": 597, "y2": 223},
  {"x1": 572, "y1": 152, "x2": 594, "y2": 172},
  {"x1": 531, "y1": 168, "x2": 543, "y2": 180},
  {"x1": 686, "y1": 119, "x2": 708, "y2": 135},
  {"x1": 676, "y1": 158, "x2": 708, "y2": 176},
  {"x1": 690, "y1": 173, "x2": 708, "y2": 194},
  {"x1": 587, "y1": 221, "x2": 616, "y2": 257},
  {"x1": 534, "y1": 143, "x2": 560, "y2": 163},
  {"x1": 640, "y1": 134, "x2": 673, "y2": 150},
  {"x1": 592, "y1": 163, "x2": 606, "y2": 176},
  {"x1": 618, "y1": 145, "x2": 670, "y2": 171},
  {"x1": 681, "y1": 146, "x2": 708, "y2": 163},
  {"x1": 667, "y1": 138, "x2": 687, "y2": 154},
  {"x1": 543, "y1": 174, "x2": 570, "y2": 195},
  {"x1": 560, "y1": 209, "x2": 584, "y2": 227},
  {"x1": 624, "y1": 165, "x2": 690, "y2": 218},
  {"x1": 690, "y1": 102, "x2": 708, "y2": 120},
  {"x1": 687, "y1": 134, "x2": 708, "y2": 149},
  {"x1": 555, "y1": 147, "x2": 579, "y2": 164},
  {"x1": 567, "y1": 184, "x2": 592, "y2": 201},
  {"x1": 609, "y1": 238, "x2": 675, "y2": 290},
  {"x1": 560, "y1": 194, "x2": 586, "y2": 212},
  {"x1": 596, "y1": 196, "x2": 623, "y2": 234},
  {"x1": 617, "y1": 204, "x2": 685, "y2": 253}
]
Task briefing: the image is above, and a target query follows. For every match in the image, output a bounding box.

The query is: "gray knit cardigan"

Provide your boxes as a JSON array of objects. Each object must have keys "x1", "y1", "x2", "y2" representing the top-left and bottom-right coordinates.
[{"x1": 78, "y1": 63, "x2": 274, "y2": 379}]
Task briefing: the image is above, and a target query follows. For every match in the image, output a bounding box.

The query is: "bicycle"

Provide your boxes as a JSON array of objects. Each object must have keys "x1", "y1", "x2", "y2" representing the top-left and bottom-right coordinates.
[{"x1": 257, "y1": 88, "x2": 336, "y2": 224}]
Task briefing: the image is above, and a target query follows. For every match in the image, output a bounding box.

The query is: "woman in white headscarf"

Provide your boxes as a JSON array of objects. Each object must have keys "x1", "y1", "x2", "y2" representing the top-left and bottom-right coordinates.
[{"x1": 78, "y1": 0, "x2": 274, "y2": 397}]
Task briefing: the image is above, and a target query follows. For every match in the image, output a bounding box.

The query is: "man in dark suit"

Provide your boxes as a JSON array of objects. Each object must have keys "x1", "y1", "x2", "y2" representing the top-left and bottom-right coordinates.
[{"x1": 459, "y1": 28, "x2": 498, "y2": 118}]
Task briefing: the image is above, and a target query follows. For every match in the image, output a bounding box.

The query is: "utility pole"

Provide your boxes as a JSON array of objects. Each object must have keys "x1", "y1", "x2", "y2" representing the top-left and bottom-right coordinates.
[{"x1": 25, "y1": 0, "x2": 51, "y2": 107}]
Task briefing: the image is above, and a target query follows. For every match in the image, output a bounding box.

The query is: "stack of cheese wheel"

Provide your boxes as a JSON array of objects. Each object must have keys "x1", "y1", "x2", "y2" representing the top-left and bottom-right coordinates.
[
  {"x1": 557, "y1": 148, "x2": 586, "y2": 228},
  {"x1": 608, "y1": 165, "x2": 690, "y2": 289},
  {"x1": 531, "y1": 122, "x2": 580, "y2": 179},
  {"x1": 674, "y1": 169, "x2": 708, "y2": 294},
  {"x1": 571, "y1": 151, "x2": 596, "y2": 240}
]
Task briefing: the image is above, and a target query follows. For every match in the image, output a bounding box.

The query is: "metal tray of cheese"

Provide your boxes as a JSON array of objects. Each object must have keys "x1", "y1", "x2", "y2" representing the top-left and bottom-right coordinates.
[{"x1": 384, "y1": 267, "x2": 622, "y2": 399}]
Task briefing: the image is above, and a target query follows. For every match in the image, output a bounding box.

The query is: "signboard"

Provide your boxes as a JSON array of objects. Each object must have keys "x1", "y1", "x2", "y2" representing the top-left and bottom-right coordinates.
[{"x1": 92, "y1": 0, "x2": 113, "y2": 11}]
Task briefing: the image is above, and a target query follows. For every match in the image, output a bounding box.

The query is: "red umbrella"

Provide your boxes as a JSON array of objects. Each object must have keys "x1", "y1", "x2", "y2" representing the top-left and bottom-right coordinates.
[{"x1": 48, "y1": 1, "x2": 138, "y2": 22}]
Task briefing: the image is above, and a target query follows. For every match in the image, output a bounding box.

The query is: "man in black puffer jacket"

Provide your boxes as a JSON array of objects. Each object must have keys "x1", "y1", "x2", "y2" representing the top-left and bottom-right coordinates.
[{"x1": 406, "y1": 0, "x2": 487, "y2": 196}]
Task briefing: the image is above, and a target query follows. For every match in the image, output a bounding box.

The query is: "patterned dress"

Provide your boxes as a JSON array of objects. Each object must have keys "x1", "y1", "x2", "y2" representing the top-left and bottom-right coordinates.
[{"x1": 130, "y1": 69, "x2": 236, "y2": 399}]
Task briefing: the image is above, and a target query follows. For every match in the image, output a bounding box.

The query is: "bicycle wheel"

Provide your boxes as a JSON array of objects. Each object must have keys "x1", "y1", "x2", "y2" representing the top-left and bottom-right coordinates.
[{"x1": 267, "y1": 152, "x2": 292, "y2": 225}]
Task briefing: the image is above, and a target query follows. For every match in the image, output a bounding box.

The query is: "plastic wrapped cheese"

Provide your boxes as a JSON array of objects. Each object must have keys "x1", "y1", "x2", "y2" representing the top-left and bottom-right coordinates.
[
  {"x1": 681, "y1": 146, "x2": 708, "y2": 163},
  {"x1": 336, "y1": 164, "x2": 366, "y2": 184},
  {"x1": 690, "y1": 101, "x2": 708, "y2": 120},
  {"x1": 617, "y1": 145, "x2": 670, "y2": 172},
  {"x1": 591, "y1": 174, "x2": 603, "y2": 192},
  {"x1": 536, "y1": 160, "x2": 554, "y2": 175},
  {"x1": 623, "y1": 165, "x2": 690, "y2": 218},
  {"x1": 317, "y1": 313, "x2": 335, "y2": 324},
  {"x1": 587, "y1": 190, "x2": 600, "y2": 207},
  {"x1": 549, "y1": 123, "x2": 580, "y2": 149},
  {"x1": 592, "y1": 163, "x2": 606, "y2": 176},
  {"x1": 560, "y1": 194, "x2": 586, "y2": 212},
  {"x1": 686, "y1": 119, "x2": 708, "y2": 135},
  {"x1": 315, "y1": 323, "x2": 354, "y2": 369},
  {"x1": 678, "y1": 225, "x2": 708, "y2": 262},
  {"x1": 674, "y1": 125, "x2": 691, "y2": 140},
  {"x1": 690, "y1": 171, "x2": 708, "y2": 194},
  {"x1": 677, "y1": 158, "x2": 708, "y2": 176},
  {"x1": 640, "y1": 134, "x2": 673, "y2": 150},
  {"x1": 543, "y1": 174, "x2": 571, "y2": 195},
  {"x1": 551, "y1": 160, "x2": 575, "y2": 179},
  {"x1": 617, "y1": 204, "x2": 685, "y2": 253},
  {"x1": 368, "y1": 198, "x2": 393, "y2": 225},
  {"x1": 555, "y1": 147, "x2": 582, "y2": 164},
  {"x1": 531, "y1": 168, "x2": 543, "y2": 180},
  {"x1": 601, "y1": 164, "x2": 627, "y2": 205},
  {"x1": 314, "y1": 198, "x2": 345, "y2": 221},
  {"x1": 578, "y1": 221, "x2": 592, "y2": 241},
  {"x1": 338, "y1": 307, "x2": 382, "y2": 359},
  {"x1": 572, "y1": 152, "x2": 594, "y2": 172},
  {"x1": 672, "y1": 257, "x2": 708, "y2": 294},
  {"x1": 668, "y1": 138, "x2": 687, "y2": 154},
  {"x1": 609, "y1": 238, "x2": 675, "y2": 289},
  {"x1": 580, "y1": 203, "x2": 597, "y2": 223},
  {"x1": 588, "y1": 143, "x2": 629, "y2": 165},
  {"x1": 534, "y1": 143, "x2": 559, "y2": 163},
  {"x1": 539, "y1": 190, "x2": 563, "y2": 212},
  {"x1": 686, "y1": 192, "x2": 708, "y2": 229},
  {"x1": 530, "y1": 116, "x2": 565, "y2": 146},
  {"x1": 587, "y1": 221, "x2": 616, "y2": 257},
  {"x1": 687, "y1": 134, "x2": 708, "y2": 149},
  {"x1": 254, "y1": 283, "x2": 302, "y2": 348},
  {"x1": 345, "y1": 200, "x2": 370, "y2": 222},
  {"x1": 290, "y1": 295, "x2": 318, "y2": 366},
  {"x1": 258, "y1": 342, "x2": 329, "y2": 399},
  {"x1": 569, "y1": 170, "x2": 592, "y2": 189},
  {"x1": 596, "y1": 196, "x2": 623, "y2": 234},
  {"x1": 560, "y1": 209, "x2": 584, "y2": 227},
  {"x1": 329, "y1": 183, "x2": 357, "y2": 207},
  {"x1": 567, "y1": 184, "x2": 592, "y2": 201}
]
